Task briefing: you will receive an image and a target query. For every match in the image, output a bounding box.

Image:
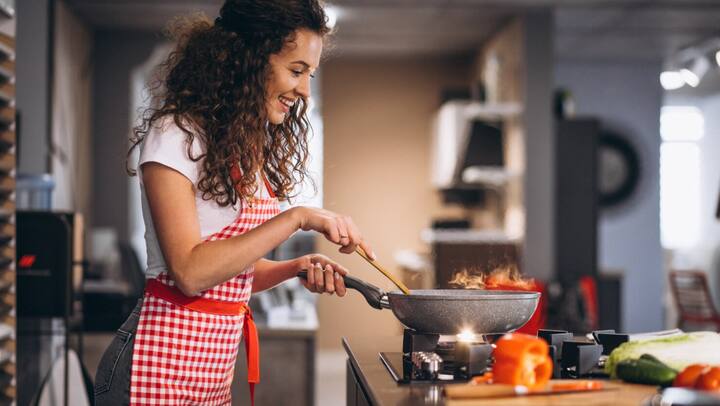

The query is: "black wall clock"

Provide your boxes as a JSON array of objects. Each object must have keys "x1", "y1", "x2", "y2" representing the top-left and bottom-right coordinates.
[{"x1": 597, "y1": 131, "x2": 640, "y2": 207}]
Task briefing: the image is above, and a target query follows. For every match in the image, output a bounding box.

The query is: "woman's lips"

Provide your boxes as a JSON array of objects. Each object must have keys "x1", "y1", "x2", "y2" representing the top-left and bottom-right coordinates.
[
  {"x1": 278, "y1": 96, "x2": 294, "y2": 113},
  {"x1": 279, "y1": 99, "x2": 290, "y2": 113}
]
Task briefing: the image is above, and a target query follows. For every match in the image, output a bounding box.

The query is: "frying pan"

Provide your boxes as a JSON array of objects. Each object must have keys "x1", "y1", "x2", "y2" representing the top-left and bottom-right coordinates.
[{"x1": 298, "y1": 271, "x2": 540, "y2": 335}]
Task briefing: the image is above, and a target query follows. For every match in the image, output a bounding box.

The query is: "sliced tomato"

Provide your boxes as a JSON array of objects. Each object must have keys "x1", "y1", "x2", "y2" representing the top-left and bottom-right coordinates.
[
  {"x1": 673, "y1": 364, "x2": 710, "y2": 388},
  {"x1": 696, "y1": 366, "x2": 720, "y2": 392}
]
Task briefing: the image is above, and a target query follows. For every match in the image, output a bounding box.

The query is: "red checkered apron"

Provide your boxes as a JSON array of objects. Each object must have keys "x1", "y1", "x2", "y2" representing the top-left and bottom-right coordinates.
[{"x1": 130, "y1": 171, "x2": 280, "y2": 405}]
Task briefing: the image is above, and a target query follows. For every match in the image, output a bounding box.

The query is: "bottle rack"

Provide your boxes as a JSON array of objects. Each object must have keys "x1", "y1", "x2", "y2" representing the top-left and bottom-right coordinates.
[{"x1": 0, "y1": 26, "x2": 15, "y2": 404}]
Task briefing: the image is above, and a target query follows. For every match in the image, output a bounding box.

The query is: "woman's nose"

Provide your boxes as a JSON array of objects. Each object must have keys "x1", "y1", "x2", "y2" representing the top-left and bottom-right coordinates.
[{"x1": 296, "y1": 76, "x2": 311, "y2": 98}]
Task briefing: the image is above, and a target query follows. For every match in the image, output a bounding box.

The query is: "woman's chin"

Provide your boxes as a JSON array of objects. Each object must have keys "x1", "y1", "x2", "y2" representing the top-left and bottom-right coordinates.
[{"x1": 268, "y1": 112, "x2": 286, "y2": 125}]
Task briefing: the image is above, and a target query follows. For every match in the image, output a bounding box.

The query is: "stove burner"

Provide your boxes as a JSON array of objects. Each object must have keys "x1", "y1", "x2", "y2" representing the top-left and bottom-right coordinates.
[
  {"x1": 402, "y1": 329, "x2": 439, "y2": 354},
  {"x1": 537, "y1": 329, "x2": 605, "y2": 378},
  {"x1": 560, "y1": 340, "x2": 604, "y2": 378},
  {"x1": 410, "y1": 352, "x2": 443, "y2": 379},
  {"x1": 383, "y1": 328, "x2": 609, "y2": 384},
  {"x1": 453, "y1": 340, "x2": 493, "y2": 379},
  {"x1": 382, "y1": 329, "x2": 494, "y2": 383}
]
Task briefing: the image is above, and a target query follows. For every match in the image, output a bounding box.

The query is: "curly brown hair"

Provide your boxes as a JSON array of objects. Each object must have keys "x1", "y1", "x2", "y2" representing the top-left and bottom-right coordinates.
[{"x1": 128, "y1": 0, "x2": 331, "y2": 206}]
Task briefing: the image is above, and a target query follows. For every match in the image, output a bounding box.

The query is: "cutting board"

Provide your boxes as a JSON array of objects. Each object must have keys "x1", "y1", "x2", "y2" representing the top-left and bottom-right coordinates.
[{"x1": 444, "y1": 381, "x2": 659, "y2": 406}]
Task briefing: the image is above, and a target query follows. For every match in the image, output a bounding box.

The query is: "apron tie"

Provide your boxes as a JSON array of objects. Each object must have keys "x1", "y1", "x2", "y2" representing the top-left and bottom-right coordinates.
[
  {"x1": 242, "y1": 305, "x2": 259, "y2": 405},
  {"x1": 145, "y1": 279, "x2": 260, "y2": 405}
]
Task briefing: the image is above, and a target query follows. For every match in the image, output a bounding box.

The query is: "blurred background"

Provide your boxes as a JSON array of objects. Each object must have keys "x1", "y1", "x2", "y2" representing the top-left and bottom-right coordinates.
[{"x1": 3, "y1": 0, "x2": 720, "y2": 404}]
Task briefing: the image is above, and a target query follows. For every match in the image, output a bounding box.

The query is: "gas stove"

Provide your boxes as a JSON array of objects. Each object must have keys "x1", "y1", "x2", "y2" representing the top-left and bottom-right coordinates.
[{"x1": 381, "y1": 328, "x2": 631, "y2": 384}]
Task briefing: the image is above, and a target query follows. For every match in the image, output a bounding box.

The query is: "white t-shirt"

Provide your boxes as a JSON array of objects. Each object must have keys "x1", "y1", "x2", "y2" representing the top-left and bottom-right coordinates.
[{"x1": 138, "y1": 118, "x2": 271, "y2": 278}]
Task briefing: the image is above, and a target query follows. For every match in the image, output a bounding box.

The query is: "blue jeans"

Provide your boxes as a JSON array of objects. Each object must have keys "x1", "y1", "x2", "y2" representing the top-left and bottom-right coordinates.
[{"x1": 93, "y1": 300, "x2": 141, "y2": 405}]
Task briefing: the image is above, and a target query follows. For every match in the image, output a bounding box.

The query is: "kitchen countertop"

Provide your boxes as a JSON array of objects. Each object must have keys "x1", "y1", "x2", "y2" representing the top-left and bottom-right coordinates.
[{"x1": 343, "y1": 336, "x2": 661, "y2": 406}]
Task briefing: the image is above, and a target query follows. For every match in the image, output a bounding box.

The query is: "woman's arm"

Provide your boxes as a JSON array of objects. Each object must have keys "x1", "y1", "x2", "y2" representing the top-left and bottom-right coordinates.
[
  {"x1": 143, "y1": 162, "x2": 371, "y2": 296},
  {"x1": 252, "y1": 258, "x2": 298, "y2": 293}
]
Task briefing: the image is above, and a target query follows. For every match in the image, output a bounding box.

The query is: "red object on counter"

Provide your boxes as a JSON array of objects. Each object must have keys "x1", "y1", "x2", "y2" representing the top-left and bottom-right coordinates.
[
  {"x1": 696, "y1": 367, "x2": 720, "y2": 391},
  {"x1": 492, "y1": 333, "x2": 553, "y2": 389},
  {"x1": 579, "y1": 276, "x2": 599, "y2": 331},
  {"x1": 675, "y1": 364, "x2": 720, "y2": 392},
  {"x1": 673, "y1": 364, "x2": 710, "y2": 388},
  {"x1": 485, "y1": 280, "x2": 546, "y2": 334}
]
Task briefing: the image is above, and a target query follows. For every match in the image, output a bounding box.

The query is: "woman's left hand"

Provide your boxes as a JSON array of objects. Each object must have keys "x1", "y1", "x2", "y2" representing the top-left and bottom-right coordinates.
[{"x1": 294, "y1": 254, "x2": 348, "y2": 296}]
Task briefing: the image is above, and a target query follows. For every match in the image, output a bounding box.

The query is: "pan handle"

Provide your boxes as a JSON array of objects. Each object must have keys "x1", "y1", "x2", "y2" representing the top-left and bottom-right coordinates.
[{"x1": 297, "y1": 270, "x2": 387, "y2": 310}]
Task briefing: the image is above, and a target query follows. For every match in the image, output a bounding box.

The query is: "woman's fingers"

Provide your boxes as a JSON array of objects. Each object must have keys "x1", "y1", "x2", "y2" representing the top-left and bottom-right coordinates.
[
  {"x1": 323, "y1": 216, "x2": 341, "y2": 244},
  {"x1": 313, "y1": 262, "x2": 324, "y2": 292},
  {"x1": 323, "y1": 265, "x2": 335, "y2": 294},
  {"x1": 300, "y1": 207, "x2": 365, "y2": 249},
  {"x1": 329, "y1": 259, "x2": 349, "y2": 276},
  {"x1": 310, "y1": 254, "x2": 349, "y2": 276},
  {"x1": 336, "y1": 217, "x2": 351, "y2": 247},
  {"x1": 338, "y1": 216, "x2": 362, "y2": 254},
  {"x1": 304, "y1": 260, "x2": 316, "y2": 292},
  {"x1": 358, "y1": 240, "x2": 376, "y2": 261},
  {"x1": 334, "y1": 271, "x2": 347, "y2": 297},
  {"x1": 298, "y1": 254, "x2": 352, "y2": 296}
]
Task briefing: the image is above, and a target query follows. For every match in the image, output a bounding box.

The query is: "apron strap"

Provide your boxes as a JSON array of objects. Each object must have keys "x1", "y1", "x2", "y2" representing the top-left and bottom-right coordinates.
[
  {"x1": 261, "y1": 172, "x2": 277, "y2": 199},
  {"x1": 229, "y1": 163, "x2": 277, "y2": 199},
  {"x1": 145, "y1": 279, "x2": 260, "y2": 405}
]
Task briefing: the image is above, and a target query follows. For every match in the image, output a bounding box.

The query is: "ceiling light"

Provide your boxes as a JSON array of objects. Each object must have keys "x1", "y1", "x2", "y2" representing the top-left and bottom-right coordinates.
[
  {"x1": 660, "y1": 71, "x2": 685, "y2": 90},
  {"x1": 716, "y1": 50, "x2": 720, "y2": 67},
  {"x1": 680, "y1": 57, "x2": 710, "y2": 88}
]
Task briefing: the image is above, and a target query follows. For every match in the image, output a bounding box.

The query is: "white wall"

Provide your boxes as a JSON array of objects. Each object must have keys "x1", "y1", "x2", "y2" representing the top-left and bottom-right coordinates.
[
  {"x1": 664, "y1": 92, "x2": 720, "y2": 308},
  {"x1": 697, "y1": 96, "x2": 720, "y2": 306},
  {"x1": 556, "y1": 60, "x2": 664, "y2": 332}
]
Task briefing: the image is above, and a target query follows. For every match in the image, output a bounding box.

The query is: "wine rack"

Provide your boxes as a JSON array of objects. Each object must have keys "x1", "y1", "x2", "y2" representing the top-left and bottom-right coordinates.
[{"x1": 0, "y1": 23, "x2": 15, "y2": 405}]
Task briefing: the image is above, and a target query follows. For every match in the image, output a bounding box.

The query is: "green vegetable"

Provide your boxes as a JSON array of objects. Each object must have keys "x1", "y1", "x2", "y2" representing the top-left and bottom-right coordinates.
[
  {"x1": 605, "y1": 332, "x2": 720, "y2": 377},
  {"x1": 615, "y1": 357, "x2": 677, "y2": 386},
  {"x1": 638, "y1": 353, "x2": 665, "y2": 366}
]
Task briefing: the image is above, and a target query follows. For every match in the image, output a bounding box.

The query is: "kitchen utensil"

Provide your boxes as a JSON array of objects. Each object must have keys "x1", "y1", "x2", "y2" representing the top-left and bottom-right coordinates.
[
  {"x1": 297, "y1": 271, "x2": 540, "y2": 335},
  {"x1": 644, "y1": 387, "x2": 720, "y2": 406},
  {"x1": 355, "y1": 247, "x2": 410, "y2": 295}
]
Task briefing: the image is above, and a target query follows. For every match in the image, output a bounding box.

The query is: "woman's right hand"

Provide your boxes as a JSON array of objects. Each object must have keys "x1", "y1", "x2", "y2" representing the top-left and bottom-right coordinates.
[{"x1": 290, "y1": 207, "x2": 375, "y2": 259}]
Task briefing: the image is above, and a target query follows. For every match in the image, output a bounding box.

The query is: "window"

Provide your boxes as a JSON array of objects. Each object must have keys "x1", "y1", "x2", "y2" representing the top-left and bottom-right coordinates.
[{"x1": 660, "y1": 106, "x2": 704, "y2": 249}]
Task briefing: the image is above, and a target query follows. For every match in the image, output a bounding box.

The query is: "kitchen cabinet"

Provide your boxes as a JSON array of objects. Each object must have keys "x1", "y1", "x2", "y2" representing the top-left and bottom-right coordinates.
[
  {"x1": 347, "y1": 360, "x2": 371, "y2": 406},
  {"x1": 430, "y1": 101, "x2": 520, "y2": 190},
  {"x1": 232, "y1": 328, "x2": 315, "y2": 406}
]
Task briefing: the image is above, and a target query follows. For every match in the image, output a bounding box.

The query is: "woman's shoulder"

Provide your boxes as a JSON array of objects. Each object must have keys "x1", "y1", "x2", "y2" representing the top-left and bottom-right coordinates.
[
  {"x1": 139, "y1": 115, "x2": 206, "y2": 183},
  {"x1": 144, "y1": 115, "x2": 206, "y2": 155}
]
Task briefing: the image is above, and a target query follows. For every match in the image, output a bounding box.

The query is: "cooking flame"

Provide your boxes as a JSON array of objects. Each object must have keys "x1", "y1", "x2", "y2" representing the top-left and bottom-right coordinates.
[
  {"x1": 457, "y1": 329, "x2": 478, "y2": 343},
  {"x1": 448, "y1": 265, "x2": 534, "y2": 290}
]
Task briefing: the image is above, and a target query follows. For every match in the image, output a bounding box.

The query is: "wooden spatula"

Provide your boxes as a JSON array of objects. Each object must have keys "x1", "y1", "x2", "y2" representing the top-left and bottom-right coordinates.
[{"x1": 355, "y1": 247, "x2": 411, "y2": 295}]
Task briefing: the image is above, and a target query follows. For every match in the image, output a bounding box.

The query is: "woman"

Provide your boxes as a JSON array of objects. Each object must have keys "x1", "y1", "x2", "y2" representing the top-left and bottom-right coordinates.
[{"x1": 93, "y1": 1, "x2": 373, "y2": 404}]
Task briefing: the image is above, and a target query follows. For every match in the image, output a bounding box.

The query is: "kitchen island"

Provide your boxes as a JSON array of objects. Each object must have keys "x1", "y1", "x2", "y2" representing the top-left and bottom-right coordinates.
[{"x1": 343, "y1": 336, "x2": 660, "y2": 406}]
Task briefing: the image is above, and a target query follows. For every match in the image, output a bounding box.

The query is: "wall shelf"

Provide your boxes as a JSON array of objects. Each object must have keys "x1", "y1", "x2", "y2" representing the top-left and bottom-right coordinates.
[
  {"x1": 0, "y1": 2, "x2": 14, "y2": 19},
  {"x1": 0, "y1": 28, "x2": 15, "y2": 405},
  {"x1": 0, "y1": 43, "x2": 13, "y2": 62},
  {"x1": 431, "y1": 100, "x2": 522, "y2": 190}
]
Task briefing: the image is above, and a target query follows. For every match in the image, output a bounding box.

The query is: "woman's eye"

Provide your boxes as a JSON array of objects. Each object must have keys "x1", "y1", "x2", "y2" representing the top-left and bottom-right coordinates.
[{"x1": 291, "y1": 70, "x2": 303, "y2": 77}]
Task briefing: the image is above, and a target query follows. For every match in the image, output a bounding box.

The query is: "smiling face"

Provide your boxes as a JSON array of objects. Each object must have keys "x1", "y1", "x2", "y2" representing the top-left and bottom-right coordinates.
[{"x1": 265, "y1": 29, "x2": 323, "y2": 125}]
